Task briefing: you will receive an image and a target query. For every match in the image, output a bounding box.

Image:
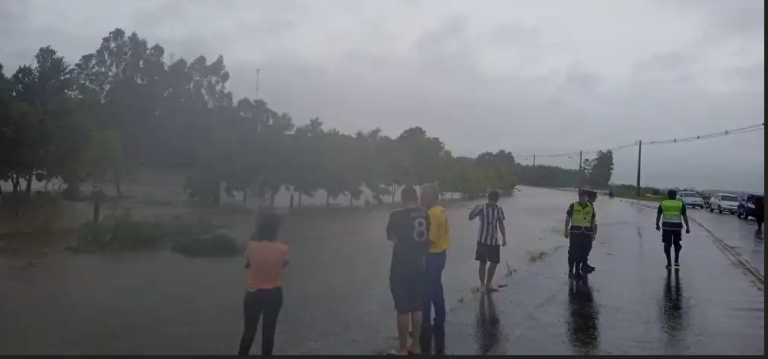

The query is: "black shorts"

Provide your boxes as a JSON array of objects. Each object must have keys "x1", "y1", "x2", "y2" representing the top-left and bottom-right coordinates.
[
  {"x1": 390, "y1": 268, "x2": 424, "y2": 314},
  {"x1": 475, "y1": 242, "x2": 501, "y2": 264},
  {"x1": 662, "y1": 229, "x2": 682, "y2": 244}
]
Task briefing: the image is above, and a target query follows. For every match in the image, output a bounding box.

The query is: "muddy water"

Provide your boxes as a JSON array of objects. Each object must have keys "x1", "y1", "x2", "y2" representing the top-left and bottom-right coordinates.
[
  {"x1": 0, "y1": 186, "x2": 569, "y2": 355},
  {"x1": 2, "y1": 187, "x2": 764, "y2": 355}
]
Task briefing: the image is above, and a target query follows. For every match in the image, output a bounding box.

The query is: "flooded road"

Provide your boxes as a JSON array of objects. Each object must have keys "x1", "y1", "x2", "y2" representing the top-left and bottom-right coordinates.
[
  {"x1": 445, "y1": 198, "x2": 764, "y2": 355},
  {"x1": 0, "y1": 187, "x2": 763, "y2": 355}
]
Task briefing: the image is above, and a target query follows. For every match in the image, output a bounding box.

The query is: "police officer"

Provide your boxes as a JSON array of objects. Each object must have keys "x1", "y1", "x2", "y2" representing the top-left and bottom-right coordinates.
[
  {"x1": 582, "y1": 190, "x2": 598, "y2": 273},
  {"x1": 564, "y1": 190, "x2": 596, "y2": 279},
  {"x1": 655, "y1": 189, "x2": 691, "y2": 269}
]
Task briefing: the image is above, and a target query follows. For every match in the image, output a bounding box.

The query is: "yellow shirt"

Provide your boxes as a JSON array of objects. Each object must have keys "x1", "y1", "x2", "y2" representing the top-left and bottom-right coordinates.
[{"x1": 428, "y1": 205, "x2": 450, "y2": 253}]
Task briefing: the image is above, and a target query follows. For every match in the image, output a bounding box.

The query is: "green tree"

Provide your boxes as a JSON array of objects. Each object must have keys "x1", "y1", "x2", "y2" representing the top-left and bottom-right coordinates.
[
  {"x1": 587, "y1": 150, "x2": 614, "y2": 189},
  {"x1": 290, "y1": 118, "x2": 324, "y2": 207},
  {"x1": 3, "y1": 27, "x2": 625, "y2": 212},
  {"x1": 78, "y1": 131, "x2": 124, "y2": 222}
]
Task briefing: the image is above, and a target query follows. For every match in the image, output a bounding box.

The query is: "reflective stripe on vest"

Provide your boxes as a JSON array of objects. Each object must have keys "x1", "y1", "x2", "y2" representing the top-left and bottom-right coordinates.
[
  {"x1": 661, "y1": 200, "x2": 683, "y2": 229},
  {"x1": 569, "y1": 201, "x2": 594, "y2": 233}
]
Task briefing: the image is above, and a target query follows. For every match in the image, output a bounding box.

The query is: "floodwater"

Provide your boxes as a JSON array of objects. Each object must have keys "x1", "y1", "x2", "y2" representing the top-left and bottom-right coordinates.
[{"x1": 0, "y1": 187, "x2": 763, "y2": 355}]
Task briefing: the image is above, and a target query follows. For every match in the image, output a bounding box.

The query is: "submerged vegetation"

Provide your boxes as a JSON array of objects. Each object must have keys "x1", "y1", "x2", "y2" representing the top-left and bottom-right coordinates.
[{"x1": 70, "y1": 210, "x2": 239, "y2": 257}]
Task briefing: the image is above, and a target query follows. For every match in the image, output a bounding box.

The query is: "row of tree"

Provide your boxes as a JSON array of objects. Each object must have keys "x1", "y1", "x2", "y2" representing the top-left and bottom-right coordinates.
[{"x1": 0, "y1": 28, "x2": 614, "y2": 208}]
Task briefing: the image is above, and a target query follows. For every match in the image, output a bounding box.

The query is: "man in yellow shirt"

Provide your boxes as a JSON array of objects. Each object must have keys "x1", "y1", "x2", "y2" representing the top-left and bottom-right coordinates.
[{"x1": 419, "y1": 183, "x2": 449, "y2": 355}]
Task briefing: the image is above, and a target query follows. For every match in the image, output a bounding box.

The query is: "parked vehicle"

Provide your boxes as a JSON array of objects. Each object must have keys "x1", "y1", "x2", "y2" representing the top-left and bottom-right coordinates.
[
  {"x1": 737, "y1": 193, "x2": 765, "y2": 220},
  {"x1": 708, "y1": 193, "x2": 739, "y2": 214},
  {"x1": 677, "y1": 191, "x2": 705, "y2": 209}
]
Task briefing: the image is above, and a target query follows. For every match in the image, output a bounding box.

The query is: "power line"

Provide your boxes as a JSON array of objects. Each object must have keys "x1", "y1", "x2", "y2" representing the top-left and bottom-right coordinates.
[
  {"x1": 644, "y1": 123, "x2": 764, "y2": 146},
  {"x1": 516, "y1": 122, "x2": 764, "y2": 160}
]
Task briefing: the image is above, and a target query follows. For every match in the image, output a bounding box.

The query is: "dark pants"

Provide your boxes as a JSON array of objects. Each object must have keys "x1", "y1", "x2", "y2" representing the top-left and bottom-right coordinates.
[
  {"x1": 662, "y1": 230, "x2": 683, "y2": 265},
  {"x1": 475, "y1": 243, "x2": 501, "y2": 264},
  {"x1": 238, "y1": 288, "x2": 283, "y2": 356},
  {"x1": 568, "y1": 232, "x2": 591, "y2": 274},
  {"x1": 421, "y1": 250, "x2": 447, "y2": 355},
  {"x1": 584, "y1": 237, "x2": 593, "y2": 266}
]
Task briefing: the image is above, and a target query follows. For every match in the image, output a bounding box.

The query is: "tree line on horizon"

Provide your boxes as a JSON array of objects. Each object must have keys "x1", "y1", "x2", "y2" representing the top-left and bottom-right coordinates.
[{"x1": 0, "y1": 28, "x2": 615, "y2": 208}]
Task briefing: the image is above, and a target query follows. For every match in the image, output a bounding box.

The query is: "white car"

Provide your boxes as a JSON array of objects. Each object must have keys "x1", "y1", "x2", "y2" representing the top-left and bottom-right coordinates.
[
  {"x1": 677, "y1": 191, "x2": 705, "y2": 209},
  {"x1": 708, "y1": 193, "x2": 739, "y2": 214}
]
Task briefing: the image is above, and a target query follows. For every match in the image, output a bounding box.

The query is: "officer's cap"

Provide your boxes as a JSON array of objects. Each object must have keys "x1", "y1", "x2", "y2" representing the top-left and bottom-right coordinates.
[{"x1": 579, "y1": 188, "x2": 597, "y2": 196}]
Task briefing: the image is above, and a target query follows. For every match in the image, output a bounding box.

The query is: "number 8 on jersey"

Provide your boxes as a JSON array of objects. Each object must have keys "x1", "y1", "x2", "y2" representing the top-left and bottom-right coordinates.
[{"x1": 413, "y1": 218, "x2": 428, "y2": 242}]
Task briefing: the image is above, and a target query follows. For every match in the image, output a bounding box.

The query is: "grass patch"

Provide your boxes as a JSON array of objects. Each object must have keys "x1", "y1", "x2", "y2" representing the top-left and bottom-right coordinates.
[
  {"x1": 527, "y1": 250, "x2": 550, "y2": 264},
  {"x1": 171, "y1": 233, "x2": 240, "y2": 258},
  {"x1": 71, "y1": 210, "x2": 165, "y2": 253},
  {"x1": 70, "y1": 209, "x2": 242, "y2": 258}
]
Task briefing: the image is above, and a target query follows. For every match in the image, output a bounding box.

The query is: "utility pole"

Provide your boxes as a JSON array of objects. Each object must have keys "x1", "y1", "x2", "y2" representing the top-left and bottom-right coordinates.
[
  {"x1": 532, "y1": 154, "x2": 536, "y2": 167},
  {"x1": 636, "y1": 141, "x2": 642, "y2": 198},
  {"x1": 577, "y1": 150, "x2": 583, "y2": 192},
  {"x1": 255, "y1": 68, "x2": 261, "y2": 99},
  {"x1": 532, "y1": 154, "x2": 536, "y2": 186}
]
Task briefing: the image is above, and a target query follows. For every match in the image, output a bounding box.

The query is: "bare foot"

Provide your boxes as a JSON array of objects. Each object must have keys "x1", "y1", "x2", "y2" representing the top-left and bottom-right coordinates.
[
  {"x1": 407, "y1": 343, "x2": 421, "y2": 355},
  {"x1": 387, "y1": 348, "x2": 408, "y2": 356},
  {"x1": 485, "y1": 285, "x2": 499, "y2": 292}
]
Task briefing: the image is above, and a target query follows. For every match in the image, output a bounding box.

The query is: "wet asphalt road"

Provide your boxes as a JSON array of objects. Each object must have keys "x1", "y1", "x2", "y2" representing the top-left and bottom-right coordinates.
[
  {"x1": 0, "y1": 187, "x2": 764, "y2": 355},
  {"x1": 685, "y1": 207, "x2": 764, "y2": 277},
  {"x1": 445, "y1": 198, "x2": 764, "y2": 355}
]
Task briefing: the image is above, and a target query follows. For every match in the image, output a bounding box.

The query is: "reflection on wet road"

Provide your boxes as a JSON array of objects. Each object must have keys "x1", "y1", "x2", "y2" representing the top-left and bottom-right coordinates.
[
  {"x1": 474, "y1": 293, "x2": 502, "y2": 355},
  {"x1": 0, "y1": 187, "x2": 764, "y2": 355},
  {"x1": 567, "y1": 278, "x2": 599, "y2": 355},
  {"x1": 660, "y1": 269, "x2": 685, "y2": 353}
]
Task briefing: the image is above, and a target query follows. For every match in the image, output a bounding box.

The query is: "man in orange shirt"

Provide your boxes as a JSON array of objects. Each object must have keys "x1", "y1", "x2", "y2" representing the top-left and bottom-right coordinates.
[{"x1": 239, "y1": 213, "x2": 290, "y2": 356}]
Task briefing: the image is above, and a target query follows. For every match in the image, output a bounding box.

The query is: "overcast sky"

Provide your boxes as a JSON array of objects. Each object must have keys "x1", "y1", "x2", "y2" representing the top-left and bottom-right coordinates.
[{"x1": 1, "y1": 0, "x2": 764, "y2": 191}]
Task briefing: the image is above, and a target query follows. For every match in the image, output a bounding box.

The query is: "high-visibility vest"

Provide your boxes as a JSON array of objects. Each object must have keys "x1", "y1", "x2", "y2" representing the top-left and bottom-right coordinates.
[
  {"x1": 569, "y1": 201, "x2": 594, "y2": 233},
  {"x1": 661, "y1": 200, "x2": 684, "y2": 229}
]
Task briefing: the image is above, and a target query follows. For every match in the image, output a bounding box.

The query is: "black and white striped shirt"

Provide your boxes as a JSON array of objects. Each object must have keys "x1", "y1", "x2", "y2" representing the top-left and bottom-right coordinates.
[{"x1": 471, "y1": 203, "x2": 506, "y2": 246}]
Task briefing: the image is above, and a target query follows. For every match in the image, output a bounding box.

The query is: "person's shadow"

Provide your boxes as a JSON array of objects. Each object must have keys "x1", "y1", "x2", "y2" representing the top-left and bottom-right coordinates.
[
  {"x1": 474, "y1": 293, "x2": 502, "y2": 355},
  {"x1": 660, "y1": 269, "x2": 686, "y2": 353},
  {"x1": 567, "y1": 277, "x2": 600, "y2": 355}
]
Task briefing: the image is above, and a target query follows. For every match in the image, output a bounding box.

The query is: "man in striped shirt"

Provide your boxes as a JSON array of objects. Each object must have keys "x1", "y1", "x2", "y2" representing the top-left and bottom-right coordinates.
[{"x1": 469, "y1": 190, "x2": 507, "y2": 292}]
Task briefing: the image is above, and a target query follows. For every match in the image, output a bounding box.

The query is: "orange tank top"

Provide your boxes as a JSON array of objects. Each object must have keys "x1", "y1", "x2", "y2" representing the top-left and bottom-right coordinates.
[{"x1": 245, "y1": 240, "x2": 290, "y2": 291}]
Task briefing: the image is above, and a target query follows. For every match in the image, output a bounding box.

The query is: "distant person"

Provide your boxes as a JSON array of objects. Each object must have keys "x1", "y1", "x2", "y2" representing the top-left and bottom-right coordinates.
[
  {"x1": 470, "y1": 190, "x2": 507, "y2": 292},
  {"x1": 386, "y1": 186, "x2": 430, "y2": 355},
  {"x1": 656, "y1": 189, "x2": 691, "y2": 270},
  {"x1": 419, "y1": 183, "x2": 450, "y2": 355},
  {"x1": 582, "y1": 190, "x2": 598, "y2": 274},
  {"x1": 564, "y1": 190, "x2": 596, "y2": 279},
  {"x1": 754, "y1": 196, "x2": 764, "y2": 236},
  {"x1": 239, "y1": 213, "x2": 289, "y2": 356}
]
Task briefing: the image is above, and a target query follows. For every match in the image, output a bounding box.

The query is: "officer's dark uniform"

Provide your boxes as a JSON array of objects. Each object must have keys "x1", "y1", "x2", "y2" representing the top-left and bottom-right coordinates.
[
  {"x1": 583, "y1": 192, "x2": 598, "y2": 273},
  {"x1": 658, "y1": 199, "x2": 686, "y2": 268},
  {"x1": 566, "y1": 197, "x2": 596, "y2": 278}
]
